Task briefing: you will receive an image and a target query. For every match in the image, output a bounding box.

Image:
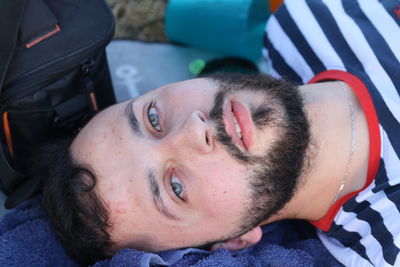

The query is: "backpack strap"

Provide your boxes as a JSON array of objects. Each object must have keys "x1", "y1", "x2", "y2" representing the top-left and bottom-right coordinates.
[
  {"x1": 0, "y1": 0, "x2": 28, "y2": 205},
  {"x1": 1, "y1": 0, "x2": 63, "y2": 208},
  {"x1": 19, "y1": 0, "x2": 60, "y2": 48}
]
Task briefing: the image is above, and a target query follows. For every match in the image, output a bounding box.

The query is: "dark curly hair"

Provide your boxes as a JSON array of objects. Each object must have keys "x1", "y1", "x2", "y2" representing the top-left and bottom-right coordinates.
[{"x1": 32, "y1": 139, "x2": 114, "y2": 265}]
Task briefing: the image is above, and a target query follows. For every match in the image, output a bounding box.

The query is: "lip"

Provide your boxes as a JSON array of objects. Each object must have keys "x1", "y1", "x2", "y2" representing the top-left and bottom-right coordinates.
[
  {"x1": 223, "y1": 100, "x2": 253, "y2": 151},
  {"x1": 231, "y1": 100, "x2": 253, "y2": 150}
]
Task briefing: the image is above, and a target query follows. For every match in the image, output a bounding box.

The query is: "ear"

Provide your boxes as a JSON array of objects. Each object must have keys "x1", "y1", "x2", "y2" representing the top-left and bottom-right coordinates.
[{"x1": 211, "y1": 226, "x2": 263, "y2": 251}]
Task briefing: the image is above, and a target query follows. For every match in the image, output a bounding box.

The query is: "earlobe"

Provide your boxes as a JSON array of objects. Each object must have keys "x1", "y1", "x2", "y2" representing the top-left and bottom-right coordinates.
[{"x1": 211, "y1": 226, "x2": 263, "y2": 251}]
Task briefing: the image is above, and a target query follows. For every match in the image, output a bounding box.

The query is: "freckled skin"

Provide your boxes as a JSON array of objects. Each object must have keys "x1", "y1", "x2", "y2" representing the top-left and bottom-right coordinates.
[
  {"x1": 115, "y1": 207, "x2": 126, "y2": 214},
  {"x1": 71, "y1": 78, "x2": 265, "y2": 251}
]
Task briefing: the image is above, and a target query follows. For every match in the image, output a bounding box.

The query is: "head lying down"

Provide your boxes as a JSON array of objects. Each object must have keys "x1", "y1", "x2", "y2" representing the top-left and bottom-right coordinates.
[{"x1": 36, "y1": 73, "x2": 310, "y2": 265}]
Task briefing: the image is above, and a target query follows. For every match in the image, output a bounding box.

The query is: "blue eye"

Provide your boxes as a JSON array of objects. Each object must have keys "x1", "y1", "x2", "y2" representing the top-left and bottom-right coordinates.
[
  {"x1": 171, "y1": 176, "x2": 184, "y2": 199},
  {"x1": 148, "y1": 102, "x2": 161, "y2": 132}
]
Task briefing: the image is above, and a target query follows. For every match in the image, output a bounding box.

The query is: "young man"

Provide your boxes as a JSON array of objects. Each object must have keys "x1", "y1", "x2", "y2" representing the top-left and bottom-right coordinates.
[{"x1": 39, "y1": 0, "x2": 399, "y2": 266}]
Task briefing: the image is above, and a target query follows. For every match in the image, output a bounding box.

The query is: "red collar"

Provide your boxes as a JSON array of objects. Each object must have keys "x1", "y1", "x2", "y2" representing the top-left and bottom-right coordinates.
[{"x1": 307, "y1": 70, "x2": 381, "y2": 231}]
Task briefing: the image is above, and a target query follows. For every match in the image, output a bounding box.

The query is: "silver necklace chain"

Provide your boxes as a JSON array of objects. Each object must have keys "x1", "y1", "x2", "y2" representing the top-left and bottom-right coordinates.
[{"x1": 333, "y1": 82, "x2": 356, "y2": 203}]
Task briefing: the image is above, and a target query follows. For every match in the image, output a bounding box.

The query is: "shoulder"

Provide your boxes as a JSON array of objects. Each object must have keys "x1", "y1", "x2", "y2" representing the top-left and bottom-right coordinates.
[{"x1": 321, "y1": 180, "x2": 400, "y2": 266}]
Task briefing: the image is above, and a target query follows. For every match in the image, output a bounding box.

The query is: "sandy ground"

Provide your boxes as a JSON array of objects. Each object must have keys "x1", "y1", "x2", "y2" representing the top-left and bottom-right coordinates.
[{"x1": 106, "y1": 0, "x2": 168, "y2": 42}]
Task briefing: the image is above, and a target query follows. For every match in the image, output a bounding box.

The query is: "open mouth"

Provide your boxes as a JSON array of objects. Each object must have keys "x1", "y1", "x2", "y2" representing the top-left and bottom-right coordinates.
[
  {"x1": 232, "y1": 113, "x2": 243, "y2": 140},
  {"x1": 223, "y1": 100, "x2": 253, "y2": 151}
]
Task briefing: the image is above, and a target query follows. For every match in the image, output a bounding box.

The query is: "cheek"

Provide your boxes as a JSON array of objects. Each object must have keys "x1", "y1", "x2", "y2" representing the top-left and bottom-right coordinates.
[{"x1": 192, "y1": 158, "x2": 249, "y2": 217}]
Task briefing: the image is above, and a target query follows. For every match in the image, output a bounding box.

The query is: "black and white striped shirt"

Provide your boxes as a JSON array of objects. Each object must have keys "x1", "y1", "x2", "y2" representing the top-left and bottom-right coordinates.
[{"x1": 263, "y1": 0, "x2": 400, "y2": 266}]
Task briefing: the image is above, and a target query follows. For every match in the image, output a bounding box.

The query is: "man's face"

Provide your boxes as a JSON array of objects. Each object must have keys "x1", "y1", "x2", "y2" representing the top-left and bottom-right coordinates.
[{"x1": 71, "y1": 76, "x2": 309, "y2": 252}]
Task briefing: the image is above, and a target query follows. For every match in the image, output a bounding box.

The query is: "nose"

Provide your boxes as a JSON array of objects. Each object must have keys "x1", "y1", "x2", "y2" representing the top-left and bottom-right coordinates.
[{"x1": 165, "y1": 110, "x2": 214, "y2": 154}]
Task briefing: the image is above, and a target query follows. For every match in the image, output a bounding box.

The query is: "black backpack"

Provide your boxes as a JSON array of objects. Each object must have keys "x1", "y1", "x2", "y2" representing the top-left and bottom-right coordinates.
[{"x1": 0, "y1": 0, "x2": 116, "y2": 208}]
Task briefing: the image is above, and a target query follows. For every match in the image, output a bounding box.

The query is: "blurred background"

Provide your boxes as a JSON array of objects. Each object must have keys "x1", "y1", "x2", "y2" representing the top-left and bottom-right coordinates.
[
  {"x1": 106, "y1": 0, "x2": 282, "y2": 42},
  {"x1": 103, "y1": 0, "x2": 281, "y2": 101},
  {"x1": 106, "y1": 0, "x2": 168, "y2": 42}
]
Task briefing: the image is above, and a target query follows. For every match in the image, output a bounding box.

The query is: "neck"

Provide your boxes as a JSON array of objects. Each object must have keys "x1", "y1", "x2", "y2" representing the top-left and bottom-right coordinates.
[{"x1": 263, "y1": 81, "x2": 370, "y2": 224}]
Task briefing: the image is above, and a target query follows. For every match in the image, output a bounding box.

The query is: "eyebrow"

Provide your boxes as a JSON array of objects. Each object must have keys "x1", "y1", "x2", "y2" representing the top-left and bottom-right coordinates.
[
  {"x1": 124, "y1": 98, "x2": 142, "y2": 136},
  {"x1": 147, "y1": 169, "x2": 180, "y2": 221}
]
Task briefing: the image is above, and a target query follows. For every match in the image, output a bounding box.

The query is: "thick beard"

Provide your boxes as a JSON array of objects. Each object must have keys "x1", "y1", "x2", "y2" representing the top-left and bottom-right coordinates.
[{"x1": 207, "y1": 73, "x2": 311, "y2": 236}]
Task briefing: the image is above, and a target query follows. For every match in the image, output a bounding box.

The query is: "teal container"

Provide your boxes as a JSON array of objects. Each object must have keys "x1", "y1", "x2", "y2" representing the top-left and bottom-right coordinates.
[{"x1": 166, "y1": 0, "x2": 270, "y2": 62}]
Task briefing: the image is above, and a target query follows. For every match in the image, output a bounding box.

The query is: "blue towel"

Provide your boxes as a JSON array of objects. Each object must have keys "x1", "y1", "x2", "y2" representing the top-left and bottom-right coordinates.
[{"x1": 0, "y1": 197, "x2": 342, "y2": 266}]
